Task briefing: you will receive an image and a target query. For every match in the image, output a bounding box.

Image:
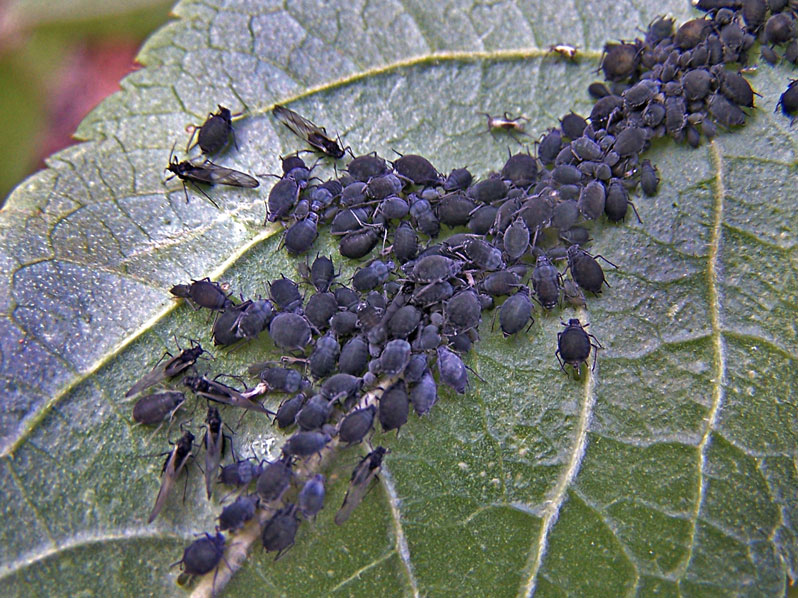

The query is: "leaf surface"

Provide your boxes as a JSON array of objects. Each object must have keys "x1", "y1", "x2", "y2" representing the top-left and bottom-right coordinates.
[{"x1": 1, "y1": 1, "x2": 796, "y2": 597}]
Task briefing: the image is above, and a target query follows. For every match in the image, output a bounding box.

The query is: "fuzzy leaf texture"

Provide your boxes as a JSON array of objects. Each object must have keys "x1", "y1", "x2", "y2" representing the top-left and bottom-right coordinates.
[{"x1": 0, "y1": 1, "x2": 796, "y2": 597}]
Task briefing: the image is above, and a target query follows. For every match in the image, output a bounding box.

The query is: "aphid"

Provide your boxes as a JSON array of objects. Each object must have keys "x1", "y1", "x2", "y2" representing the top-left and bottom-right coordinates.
[
  {"x1": 307, "y1": 255, "x2": 337, "y2": 292},
  {"x1": 436, "y1": 346, "x2": 469, "y2": 394},
  {"x1": 379, "y1": 381, "x2": 410, "y2": 432},
  {"x1": 219, "y1": 494, "x2": 258, "y2": 532},
  {"x1": 571, "y1": 136, "x2": 602, "y2": 162},
  {"x1": 170, "y1": 279, "x2": 232, "y2": 311},
  {"x1": 708, "y1": 93, "x2": 746, "y2": 128},
  {"x1": 148, "y1": 430, "x2": 194, "y2": 523},
  {"x1": 378, "y1": 339, "x2": 412, "y2": 376},
  {"x1": 132, "y1": 391, "x2": 187, "y2": 425},
  {"x1": 601, "y1": 42, "x2": 639, "y2": 81},
  {"x1": 284, "y1": 213, "x2": 319, "y2": 255},
  {"x1": 282, "y1": 430, "x2": 332, "y2": 458},
  {"x1": 537, "y1": 129, "x2": 563, "y2": 165},
  {"x1": 764, "y1": 13, "x2": 795, "y2": 46},
  {"x1": 352, "y1": 260, "x2": 394, "y2": 292},
  {"x1": 742, "y1": 0, "x2": 768, "y2": 32},
  {"x1": 339, "y1": 228, "x2": 380, "y2": 259},
  {"x1": 219, "y1": 457, "x2": 263, "y2": 488},
  {"x1": 578, "y1": 180, "x2": 606, "y2": 221},
  {"x1": 468, "y1": 205, "x2": 499, "y2": 235},
  {"x1": 548, "y1": 43, "x2": 578, "y2": 60},
  {"x1": 212, "y1": 302, "x2": 250, "y2": 346},
  {"x1": 309, "y1": 333, "x2": 341, "y2": 379},
  {"x1": 298, "y1": 474, "x2": 326, "y2": 520},
  {"x1": 183, "y1": 375, "x2": 273, "y2": 415},
  {"x1": 173, "y1": 532, "x2": 225, "y2": 580},
  {"x1": 531, "y1": 255, "x2": 561, "y2": 310},
  {"x1": 409, "y1": 369, "x2": 438, "y2": 416},
  {"x1": 338, "y1": 405, "x2": 376, "y2": 445},
  {"x1": 272, "y1": 104, "x2": 345, "y2": 159},
  {"x1": 777, "y1": 80, "x2": 798, "y2": 123},
  {"x1": 445, "y1": 289, "x2": 482, "y2": 333},
  {"x1": 760, "y1": 45, "x2": 779, "y2": 66},
  {"x1": 165, "y1": 150, "x2": 259, "y2": 208},
  {"x1": 330, "y1": 310, "x2": 359, "y2": 337},
  {"x1": 335, "y1": 447, "x2": 388, "y2": 525},
  {"x1": 236, "y1": 299, "x2": 275, "y2": 340},
  {"x1": 587, "y1": 81, "x2": 611, "y2": 100},
  {"x1": 274, "y1": 392, "x2": 307, "y2": 429},
  {"x1": 443, "y1": 168, "x2": 473, "y2": 191},
  {"x1": 605, "y1": 179, "x2": 641, "y2": 223},
  {"x1": 203, "y1": 406, "x2": 226, "y2": 499},
  {"x1": 566, "y1": 245, "x2": 615, "y2": 295},
  {"x1": 347, "y1": 153, "x2": 389, "y2": 182},
  {"x1": 126, "y1": 343, "x2": 205, "y2": 398},
  {"x1": 266, "y1": 177, "x2": 300, "y2": 223},
  {"x1": 463, "y1": 238, "x2": 504, "y2": 271},
  {"x1": 563, "y1": 279, "x2": 586, "y2": 308},
  {"x1": 297, "y1": 394, "x2": 334, "y2": 430},
  {"x1": 321, "y1": 373, "x2": 362, "y2": 406},
  {"x1": 498, "y1": 288, "x2": 534, "y2": 336},
  {"x1": 559, "y1": 226, "x2": 591, "y2": 246},
  {"x1": 269, "y1": 312, "x2": 312, "y2": 352},
  {"x1": 556, "y1": 318, "x2": 602, "y2": 374},
  {"x1": 675, "y1": 18, "x2": 710, "y2": 50},
  {"x1": 392, "y1": 154, "x2": 441, "y2": 186},
  {"x1": 408, "y1": 197, "x2": 440, "y2": 237},
  {"x1": 481, "y1": 111, "x2": 528, "y2": 135},
  {"x1": 560, "y1": 112, "x2": 588, "y2": 139},
  {"x1": 639, "y1": 159, "x2": 660, "y2": 196},
  {"x1": 261, "y1": 505, "x2": 301, "y2": 561},
  {"x1": 613, "y1": 126, "x2": 646, "y2": 157},
  {"x1": 256, "y1": 457, "x2": 293, "y2": 502},
  {"x1": 303, "y1": 292, "x2": 337, "y2": 331},
  {"x1": 186, "y1": 105, "x2": 235, "y2": 155},
  {"x1": 437, "y1": 193, "x2": 477, "y2": 227}
]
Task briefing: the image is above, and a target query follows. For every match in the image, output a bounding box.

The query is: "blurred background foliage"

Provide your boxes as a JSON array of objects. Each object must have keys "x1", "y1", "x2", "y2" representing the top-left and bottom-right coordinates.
[{"x1": 0, "y1": 0, "x2": 172, "y2": 203}]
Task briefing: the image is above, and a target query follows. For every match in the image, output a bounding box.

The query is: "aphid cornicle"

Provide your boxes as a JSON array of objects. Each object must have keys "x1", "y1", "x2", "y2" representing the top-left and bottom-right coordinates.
[
  {"x1": 556, "y1": 318, "x2": 602, "y2": 374},
  {"x1": 273, "y1": 104, "x2": 345, "y2": 158},
  {"x1": 186, "y1": 105, "x2": 236, "y2": 155}
]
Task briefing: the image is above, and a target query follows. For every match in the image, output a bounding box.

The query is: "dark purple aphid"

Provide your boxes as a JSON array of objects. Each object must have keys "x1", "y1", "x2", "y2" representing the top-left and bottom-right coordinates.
[
  {"x1": 639, "y1": 160, "x2": 660, "y2": 196},
  {"x1": 338, "y1": 405, "x2": 376, "y2": 445},
  {"x1": 531, "y1": 255, "x2": 561, "y2": 310},
  {"x1": 256, "y1": 457, "x2": 293, "y2": 503},
  {"x1": 166, "y1": 151, "x2": 259, "y2": 209},
  {"x1": 282, "y1": 430, "x2": 332, "y2": 458},
  {"x1": 187, "y1": 105, "x2": 235, "y2": 156},
  {"x1": 171, "y1": 278, "x2": 231, "y2": 311},
  {"x1": 498, "y1": 288, "x2": 534, "y2": 336},
  {"x1": 443, "y1": 168, "x2": 473, "y2": 191},
  {"x1": 393, "y1": 154, "x2": 441, "y2": 185},
  {"x1": 296, "y1": 394, "x2": 334, "y2": 431},
  {"x1": 566, "y1": 245, "x2": 614, "y2": 295},
  {"x1": 556, "y1": 318, "x2": 602, "y2": 374},
  {"x1": 309, "y1": 333, "x2": 341, "y2": 379},
  {"x1": 266, "y1": 177, "x2": 300, "y2": 222},
  {"x1": 173, "y1": 532, "x2": 225, "y2": 577},
  {"x1": 379, "y1": 381, "x2": 409, "y2": 432},
  {"x1": 436, "y1": 346, "x2": 468, "y2": 394},
  {"x1": 203, "y1": 406, "x2": 225, "y2": 499},
  {"x1": 133, "y1": 391, "x2": 186, "y2": 425},
  {"x1": 219, "y1": 494, "x2": 258, "y2": 532},
  {"x1": 269, "y1": 313, "x2": 312, "y2": 352},
  {"x1": 298, "y1": 474, "x2": 326, "y2": 520},
  {"x1": 262, "y1": 504, "x2": 301, "y2": 559},
  {"x1": 777, "y1": 80, "x2": 798, "y2": 123},
  {"x1": 219, "y1": 458, "x2": 263, "y2": 488}
]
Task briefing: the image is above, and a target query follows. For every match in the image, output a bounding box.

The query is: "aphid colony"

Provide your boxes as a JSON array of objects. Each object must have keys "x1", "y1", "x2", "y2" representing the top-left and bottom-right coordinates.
[{"x1": 145, "y1": 3, "x2": 785, "y2": 592}]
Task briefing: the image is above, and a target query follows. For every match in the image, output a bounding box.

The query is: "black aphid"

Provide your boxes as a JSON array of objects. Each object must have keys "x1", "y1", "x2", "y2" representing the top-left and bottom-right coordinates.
[
  {"x1": 498, "y1": 288, "x2": 534, "y2": 336},
  {"x1": 438, "y1": 193, "x2": 477, "y2": 227},
  {"x1": 335, "y1": 446, "x2": 388, "y2": 525},
  {"x1": 257, "y1": 365, "x2": 303, "y2": 394},
  {"x1": 578, "y1": 180, "x2": 606, "y2": 221},
  {"x1": 269, "y1": 312, "x2": 312, "y2": 352},
  {"x1": 132, "y1": 391, "x2": 186, "y2": 426},
  {"x1": 560, "y1": 112, "x2": 588, "y2": 139},
  {"x1": 308, "y1": 255, "x2": 337, "y2": 292},
  {"x1": 605, "y1": 179, "x2": 641, "y2": 223},
  {"x1": 148, "y1": 430, "x2": 194, "y2": 523},
  {"x1": 393, "y1": 154, "x2": 441, "y2": 185},
  {"x1": 347, "y1": 153, "x2": 389, "y2": 182},
  {"x1": 298, "y1": 474, "x2": 326, "y2": 520},
  {"x1": 338, "y1": 405, "x2": 376, "y2": 445},
  {"x1": 170, "y1": 279, "x2": 232, "y2": 311},
  {"x1": 463, "y1": 238, "x2": 504, "y2": 271},
  {"x1": 262, "y1": 504, "x2": 301, "y2": 559},
  {"x1": 274, "y1": 393, "x2": 307, "y2": 429},
  {"x1": 320, "y1": 373, "x2": 362, "y2": 405},
  {"x1": 587, "y1": 81, "x2": 611, "y2": 99},
  {"x1": 777, "y1": 80, "x2": 798, "y2": 123},
  {"x1": 126, "y1": 343, "x2": 205, "y2": 398},
  {"x1": 166, "y1": 151, "x2": 258, "y2": 208},
  {"x1": 639, "y1": 160, "x2": 660, "y2": 196},
  {"x1": 436, "y1": 346, "x2": 469, "y2": 394},
  {"x1": 219, "y1": 458, "x2": 263, "y2": 488},
  {"x1": 256, "y1": 457, "x2": 293, "y2": 502},
  {"x1": 236, "y1": 299, "x2": 275, "y2": 340},
  {"x1": 296, "y1": 394, "x2": 334, "y2": 431},
  {"x1": 212, "y1": 302, "x2": 251, "y2": 347},
  {"x1": 219, "y1": 494, "x2": 258, "y2": 532},
  {"x1": 563, "y1": 279, "x2": 586, "y2": 308},
  {"x1": 379, "y1": 381, "x2": 409, "y2": 432},
  {"x1": 764, "y1": 13, "x2": 795, "y2": 46},
  {"x1": 282, "y1": 430, "x2": 332, "y2": 458},
  {"x1": 339, "y1": 228, "x2": 380, "y2": 259},
  {"x1": 566, "y1": 245, "x2": 615, "y2": 295},
  {"x1": 203, "y1": 406, "x2": 226, "y2": 499},
  {"x1": 556, "y1": 318, "x2": 602, "y2": 374},
  {"x1": 187, "y1": 105, "x2": 235, "y2": 155},
  {"x1": 531, "y1": 255, "x2": 561, "y2": 310},
  {"x1": 284, "y1": 214, "x2": 319, "y2": 255},
  {"x1": 273, "y1": 104, "x2": 345, "y2": 159},
  {"x1": 309, "y1": 333, "x2": 341, "y2": 379},
  {"x1": 443, "y1": 168, "x2": 473, "y2": 191},
  {"x1": 174, "y1": 532, "x2": 225, "y2": 578},
  {"x1": 378, "y1": 339, "x2": 412, "y2": 376},
  {"x1": 601, "y1": 42, "x2": 639, "y2": 81},
  {"x1": 184, "y1": 375, "x2": 273, "y2": 415}
]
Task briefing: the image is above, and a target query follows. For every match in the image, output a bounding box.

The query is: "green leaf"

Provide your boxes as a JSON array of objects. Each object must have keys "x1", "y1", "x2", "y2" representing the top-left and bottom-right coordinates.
[{"x1": 1, "y1": 1, "x2": 796, "y2": 597}]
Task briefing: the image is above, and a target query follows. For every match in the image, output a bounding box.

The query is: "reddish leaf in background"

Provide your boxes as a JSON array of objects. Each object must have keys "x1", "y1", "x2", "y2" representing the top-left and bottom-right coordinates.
[{"x1": 37, "y1": 38, "x2": 139, "y2": 165}]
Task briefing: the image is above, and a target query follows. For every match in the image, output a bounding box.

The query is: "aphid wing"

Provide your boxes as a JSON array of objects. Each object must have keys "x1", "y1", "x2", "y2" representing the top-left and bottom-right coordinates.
[
  {"x1": 163, "y1": 352, "x2": 198, "y2": 377},
  {"x1": 274, "y1": 105, "x2": 319, "y2": 139},
  {"x1": 125, "y1": 366, "x2": 167, "y2": 398},
  {"x1": 334, "y1": 469, "x2": 379, "y2": 525},
  {"x1": 207, "y1": 166, "x2": 260, "y2": 188},
  {"x1": 148, "y1": 450, "x2": 179, "y2": 523},
  {"x1": 204, "y1": 432, "x2": 222, "y2": 499}
]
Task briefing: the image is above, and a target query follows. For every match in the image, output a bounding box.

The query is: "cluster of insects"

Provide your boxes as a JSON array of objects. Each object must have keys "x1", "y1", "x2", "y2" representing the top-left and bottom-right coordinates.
[{"x1": 144, "y1": 3, "x2": 792, "y2": 593}]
